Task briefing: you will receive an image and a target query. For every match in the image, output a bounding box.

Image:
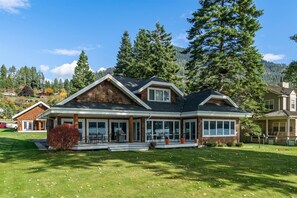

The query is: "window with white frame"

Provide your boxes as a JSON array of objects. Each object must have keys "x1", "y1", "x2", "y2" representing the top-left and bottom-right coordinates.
[
  {"x1": 264, "y1": 99, "x2": 274, "y2": 110},
  {"x1": 87, "y1": 119, "x2": 108, "y2": 142},
  {"x1": 291, "y1": 99, "x2": 295, "y2": 110},
  {"x1": 146, "y1": 120, "x2": 180, "y2": 141},
  {"x1": 203, "y1": 119, "x2": 236, "y2": 137},
  {"x1": 148, "y1": 88, "x2": 171, "y2": 102},
  {"x1": 22, "y1": 120, "x2": 33, "y2": 131}
]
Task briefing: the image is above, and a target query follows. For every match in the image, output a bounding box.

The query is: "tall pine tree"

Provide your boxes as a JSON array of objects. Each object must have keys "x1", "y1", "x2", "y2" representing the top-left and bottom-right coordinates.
[
  {"x1": 185, "y1": 0, "x2": 266, "y2": 116},
  {"x1": 70, "y1": 50, "x2": 95, "y2": 95},
  {"x1": 114, "y1": 31, "x2": 134, "y2": 76},
  {"x1": 150, "y1": 22, "x2": 180, "y2": 84},
  {"x1": 128, "y1": 29, "x2": 152, "y2": 79}
]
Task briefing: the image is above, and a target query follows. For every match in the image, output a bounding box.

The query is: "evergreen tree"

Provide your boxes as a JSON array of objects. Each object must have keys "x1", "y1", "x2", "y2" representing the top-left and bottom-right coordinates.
[
  {"x1": 283, "y1": 34, "x2": 297, "y2": 87},
  {"x1": 70, "y1": 51, "x2": 95, "y2": 94},
  {"x1": 52, "y1": 78, "x2": 59, "y2": 93},
  {"x1": 284, "y1": 61, "x2": 297, "y2": 87},
  {"x1": 185, "y1": 0, "x2": 266, "y2": 116},
  {"x1": 1, "y1": 64, "x2": 7, "y2": 79},
  {"x1": 150, "y1": 22, "x2": 180, "y2": 84},
  {"x1": 0, "y1": 64, "x2": 7, "y2": 89},
  {"x1": 64, "y1": 79, "x2": 71, "y2": 96},
  {"x1": 129, "y1": 29, "x2": 152, "y2": 78},
  {"x1": 114, "y1": 31, "x2": 134, "y2": 76}
]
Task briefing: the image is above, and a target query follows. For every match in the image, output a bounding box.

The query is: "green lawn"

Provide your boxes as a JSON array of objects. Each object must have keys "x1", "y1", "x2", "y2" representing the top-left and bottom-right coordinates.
[{"x1": 1, "y1": 129, "x2": 297, "y2": 198}]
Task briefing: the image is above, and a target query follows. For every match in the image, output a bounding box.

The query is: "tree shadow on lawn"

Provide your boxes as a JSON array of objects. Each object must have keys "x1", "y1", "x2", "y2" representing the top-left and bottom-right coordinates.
[{"x1": 1, "y1": 139, "x2": 297, "y2": 196}]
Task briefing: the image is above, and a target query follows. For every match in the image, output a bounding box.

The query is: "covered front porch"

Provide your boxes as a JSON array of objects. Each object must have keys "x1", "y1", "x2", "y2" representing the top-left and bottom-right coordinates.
[
  {"x1": 256, "y1": 110, "x2": 297, "y2": 145},
  {"x1": 47, "y1": 112, "x2": 197, "y2": 145}
]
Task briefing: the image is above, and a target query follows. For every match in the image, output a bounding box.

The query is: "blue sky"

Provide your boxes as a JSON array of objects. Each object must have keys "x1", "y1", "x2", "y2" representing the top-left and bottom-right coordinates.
[{"x1": 0, "y1": 0, "x2": 296, "y2": 81}]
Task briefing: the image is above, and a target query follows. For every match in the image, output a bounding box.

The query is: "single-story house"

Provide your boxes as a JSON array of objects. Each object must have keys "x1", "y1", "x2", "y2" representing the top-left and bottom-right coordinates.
[
  {"x1": 38, "y1": 74, "x2": 251, "y2": 145},
  {"x1": 12, "y1": 101, "x2": 49, "y2": 132}
]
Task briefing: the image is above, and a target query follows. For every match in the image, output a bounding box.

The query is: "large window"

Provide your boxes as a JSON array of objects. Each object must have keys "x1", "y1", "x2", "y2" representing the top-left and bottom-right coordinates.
[
  {"x1": 264, "y1": 99, "x2": 274, "y2": 110},
  {"x1": 148, "y1": 88, "x2": 171, "y2": 102},
  {"x1": 203, "y1": 119, "x2": 236, "y2": 137},
  {"x1": 87, "y1": 119, "x2": 108, "y2": 142},
  {"x1": 271, "y1": 122, "x2": 288, "y2": 136},
  {"x1": 146, "y1": 120, "x2": 180, "y2": 142}
]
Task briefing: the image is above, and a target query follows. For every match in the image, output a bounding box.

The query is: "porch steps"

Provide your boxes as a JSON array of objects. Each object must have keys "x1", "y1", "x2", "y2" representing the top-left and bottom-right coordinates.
[{"x1": 108, "y1": 143, "x2": 149, "y2": 152}]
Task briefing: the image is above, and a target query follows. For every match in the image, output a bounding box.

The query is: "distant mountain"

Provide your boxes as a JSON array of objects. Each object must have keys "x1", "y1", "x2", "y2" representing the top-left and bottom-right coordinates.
[
  {"x1": 174, "y1": 46, "x2": 287, "y2": 85},
  {"x1": 96, "y1": 47, "x2": 287, "y2": 85}
]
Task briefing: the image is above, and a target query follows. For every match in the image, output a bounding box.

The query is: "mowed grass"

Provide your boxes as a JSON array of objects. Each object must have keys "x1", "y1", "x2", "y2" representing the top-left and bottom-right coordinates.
[{"x1": 1, "y1": 129, "x2": 297, "y2": 198}]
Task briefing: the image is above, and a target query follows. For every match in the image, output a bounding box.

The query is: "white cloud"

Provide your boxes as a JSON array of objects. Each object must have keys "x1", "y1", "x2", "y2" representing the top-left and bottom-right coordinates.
[
  {"x1": 262, "y1": 53, "x2": 285, "y2": 62},
  {"x1": 48, "y1": 49, "x2": 81, "y2": 56},
  {"x1": 50, "y1": 60, "x2": 78, "y2": 78},
  {"x1": 40, "y1": 64, "x2": 49, "y2": 73},
  {"x1": 0, "y1": 0, "x2": 30, "y2": 14},
  {"x1": 98, "y1": 67, "x2": 106, "y2": 72}
]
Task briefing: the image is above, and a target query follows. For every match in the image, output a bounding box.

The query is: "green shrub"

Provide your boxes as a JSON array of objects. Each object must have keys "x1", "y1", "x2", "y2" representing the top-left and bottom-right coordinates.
[
  {"x1": 218, "y1": 144, "x2": 224, "y2": 147},
  {"x1": 226, "y1": 142, "x2": 234, "y2": 147},
  {"x1": 206, "y1": 142, "x2": 217, "y2": 147},
  {"x1": 235, "y1": 142, "x2": 244, "y2": 147}
]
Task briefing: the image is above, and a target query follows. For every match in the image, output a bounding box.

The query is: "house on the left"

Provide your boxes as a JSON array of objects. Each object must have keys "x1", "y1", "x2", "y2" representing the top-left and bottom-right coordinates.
[{"x1": 12, "y1": 101, "x2": 49, "y2": 132}]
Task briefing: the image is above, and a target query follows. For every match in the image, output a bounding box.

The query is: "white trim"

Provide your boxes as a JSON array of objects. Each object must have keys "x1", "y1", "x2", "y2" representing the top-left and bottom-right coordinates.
[
  {"x1": 22, "y1": 120, "x2": 34, "y2": 131},
  {"x1": 183, "y1": 119, "x2": 197, "y2": 141},
  {"x1": 182, "y1": 111, "x2": 251, "y2": 118},
  {"x1": 12, "y1": 101, "x2": 49, "y2": 119},
  {"x1": 199, "y1": 95, "x2": 238, "y2": 108},
  {"x1": 57, "y1": 74, "x2": 151, "y2": 110},
  {"x1": 147, "y1": 87, "x2": 171, "y2": 102},
  {"x1": 38, "y1": 107, "x2": 251, "y2": 120},
  {"x1": 133, "y1": 80, "x2": 184, "y2": 97},
  {"x1": 202, "y1": 119, "x2": 236, "y2": 137}
]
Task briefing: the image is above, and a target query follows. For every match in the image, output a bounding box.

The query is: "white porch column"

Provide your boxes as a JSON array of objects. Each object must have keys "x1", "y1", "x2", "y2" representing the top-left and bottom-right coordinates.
[
  {"x1": 287, "y1": 117, "x2": 290, "y2": 141},
  {"x1": 265, "y1": 119, "x2": 268, "y2": 137}
]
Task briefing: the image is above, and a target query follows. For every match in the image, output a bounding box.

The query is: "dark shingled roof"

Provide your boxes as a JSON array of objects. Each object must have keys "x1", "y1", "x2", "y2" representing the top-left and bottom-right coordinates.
[
  {"x1": 54, "y1": 101, "x2": 147, "y2": 111},
  {"x1": 144, "y1": 97, "x2": 185, "y2": 112},
  {"x1": 55, "y1": 76, "x2": 247, "y2": 114},
  {"x1": 114, "y1": 75, "x2": 167, "y2": 92},
  {"x1": 183, "y1": 90, "x2": 223, "y2": 112},
  {"x1": 269, "y1": 85, "x2": 296, "y2": 95}
]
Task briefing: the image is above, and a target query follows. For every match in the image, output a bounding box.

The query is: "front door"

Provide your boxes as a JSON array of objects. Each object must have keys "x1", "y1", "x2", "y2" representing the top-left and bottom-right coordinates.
[
  {"x1": 133, "y1": 120, "x2": 141, "y2": 142},
  {"x1": 110, "y1": 120, "x2": 128, "y2": 142},
  {"x1": 184, "y1": 120, "x2": 197, "y2": 141}
]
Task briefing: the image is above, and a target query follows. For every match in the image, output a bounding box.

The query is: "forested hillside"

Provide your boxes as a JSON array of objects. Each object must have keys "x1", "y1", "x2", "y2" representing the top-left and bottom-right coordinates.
[{"x1": 174, "y1": 46, "x2": 287, "y2": 85}]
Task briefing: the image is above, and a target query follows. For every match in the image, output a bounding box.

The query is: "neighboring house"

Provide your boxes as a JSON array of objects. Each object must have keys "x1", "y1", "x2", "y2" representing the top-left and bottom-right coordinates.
[
  {"x1": 38, "y1": 74, "x2": 250, "y2": 145},
  {"x1": 19, "y1": 85, "x2": 34, "y2": 97},
  {"x1": 12, "y1": 101, "x2": 50, "y2": 132},
  {"x1": 256, "y1": 82, "x2": 297, "y2": 144}
]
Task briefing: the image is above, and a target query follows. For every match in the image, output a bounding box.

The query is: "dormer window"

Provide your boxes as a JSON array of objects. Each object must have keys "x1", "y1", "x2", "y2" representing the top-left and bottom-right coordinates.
[
  {"x1": 148, "y1": 88, "x2": 171, "y2": 102},
  {"x1": 265, "y1": 99, "x2": 274, "y2": 110},
  {"x1": 291, "y1": 99, "x2": 295, "y2": 109}
]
